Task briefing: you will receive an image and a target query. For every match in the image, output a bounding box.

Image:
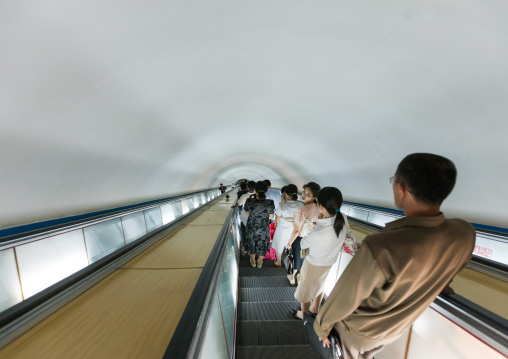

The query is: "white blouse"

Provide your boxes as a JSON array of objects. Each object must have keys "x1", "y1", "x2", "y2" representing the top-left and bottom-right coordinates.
[{"x1": 300, "y1": 214, "x2": 346, "y2": 266}]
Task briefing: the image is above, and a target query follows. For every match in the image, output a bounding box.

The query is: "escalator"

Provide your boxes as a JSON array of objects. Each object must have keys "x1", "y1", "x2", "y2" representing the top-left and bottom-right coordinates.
[
  {"x1": 1, "y1": 199, "x2": 507, "y2": 358},
  {"x1": 235, "y1": 255, "x2": 321, "y2": 358},
  {"x1": 171, "y1": 207, "x2": 508, "y2": 359}
]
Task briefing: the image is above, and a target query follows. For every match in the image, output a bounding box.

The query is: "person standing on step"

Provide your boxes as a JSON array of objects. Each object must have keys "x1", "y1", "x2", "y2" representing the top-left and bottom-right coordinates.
[
  {"x1": 265, "y1": 179, "x2": 282, "y2": 214},
  {"x1": 232, "y1": 181, "x2": 256, "y2": 254},
  {"x1": 286, "y1": 182, "x2": 321, "y2": 285},
  {"x1": 271, "y1": 184, "x2": 304, "y2": 267},
  {"x1": 244, "y1": 181, "x2": 275, "y2": 269},
  {"x1": 292, "y1": 187, "x2": 346, "y2": 320},
  {"x1": 280, "y1": 186, "x2": 288, "y2": 204},
  {"x1": 314, "y1": 153, "x2": 476, "y2": 359},
  {"x1": 236, "y1": 182, "x2": 249, "y2": 206}
]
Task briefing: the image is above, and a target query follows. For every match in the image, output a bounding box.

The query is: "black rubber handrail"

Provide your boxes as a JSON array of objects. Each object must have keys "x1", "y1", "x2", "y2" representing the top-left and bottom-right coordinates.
[
  {"x1": 433, "y1": 294, "x2": 508, "y2": 356},
  {"x1": 472, "y1": 255, "x2": 508, "y2": 273},
  {"x1": 163, "y1": 207, "x2": 235, "y2": 359}
]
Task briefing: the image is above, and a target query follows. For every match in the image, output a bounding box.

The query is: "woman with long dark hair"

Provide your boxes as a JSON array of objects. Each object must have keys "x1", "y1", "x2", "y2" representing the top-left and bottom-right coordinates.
[
  {"x1": 271, "y1": 184, "x2": 304, "y2": 267},
  {"x1": 286, "y1": 182, "x2": 321, "y2": 284},
  {"x1": 244, "y1": 181, "x2": 275, "y2": 268},
  {"x1": 291, "y1": 187, "x2": 346, "y2": 319}
]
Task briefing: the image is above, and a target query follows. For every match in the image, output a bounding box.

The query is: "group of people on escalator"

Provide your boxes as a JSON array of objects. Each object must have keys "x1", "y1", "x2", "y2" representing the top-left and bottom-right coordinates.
[{"x1": 231, "y1": 153, "x2": 476, "y2": 359}]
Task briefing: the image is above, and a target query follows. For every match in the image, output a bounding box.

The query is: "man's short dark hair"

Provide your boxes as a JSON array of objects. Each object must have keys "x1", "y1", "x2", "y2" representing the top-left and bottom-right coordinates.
[
  {"x1": 264, "y1": 179, "x2": 271, "y2": 186},
  {"x1": 240, "y1": 182, "x2": 247, "y2": 190},
  {"x1": 395, "y1": 153, "x2": 457, "y2": 205},
  {"x1": 247, "y1": 180, "x2": 256, "y2": 191}
]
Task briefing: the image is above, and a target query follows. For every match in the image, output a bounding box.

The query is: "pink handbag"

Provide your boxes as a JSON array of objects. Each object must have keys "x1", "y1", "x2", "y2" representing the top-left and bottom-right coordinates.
[{"x1": 342, "y1": 217, "x2": 360, "y2": 255}]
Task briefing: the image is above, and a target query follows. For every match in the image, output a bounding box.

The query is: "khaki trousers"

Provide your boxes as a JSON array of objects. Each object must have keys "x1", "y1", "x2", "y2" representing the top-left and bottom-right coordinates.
[{"x1": 334, "y1": 322, "x2": 401, "y2": 359}]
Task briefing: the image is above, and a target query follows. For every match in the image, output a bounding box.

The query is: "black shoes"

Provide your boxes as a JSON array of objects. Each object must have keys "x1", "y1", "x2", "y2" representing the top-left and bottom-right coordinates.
[{"x1": 291, "y1": 308, "x2": 317, "y2": 320}]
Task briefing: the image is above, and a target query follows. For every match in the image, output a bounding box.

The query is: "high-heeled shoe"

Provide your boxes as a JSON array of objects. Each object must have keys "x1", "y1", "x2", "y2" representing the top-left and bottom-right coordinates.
[
  {"x1": 273, "y1": 260, "x2": 282, "y2": 268},
  {"x1": 257, "y1": 257, "x2": 263, "y2": 268},
  {"x1": 249, "y1": 257, "x2": 256, "y2": 268}
]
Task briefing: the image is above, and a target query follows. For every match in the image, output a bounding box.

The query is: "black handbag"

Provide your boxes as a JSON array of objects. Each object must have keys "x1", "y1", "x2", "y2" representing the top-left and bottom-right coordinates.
[
  {"x1": 282, "y1": 248, "x2": 293, "y2": 275},
  {"x1": 303, "y1": 312, "x2": 343, "y2": 359}
]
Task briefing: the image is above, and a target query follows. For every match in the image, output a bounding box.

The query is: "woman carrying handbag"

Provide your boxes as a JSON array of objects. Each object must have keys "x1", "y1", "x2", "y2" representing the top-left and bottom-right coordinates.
[
  {"x1": 291, "y1": 187, "x2": 346, "y2": 320},
  {"x1": 286, "y1": 182, "x2": 321, "y2": 285}
]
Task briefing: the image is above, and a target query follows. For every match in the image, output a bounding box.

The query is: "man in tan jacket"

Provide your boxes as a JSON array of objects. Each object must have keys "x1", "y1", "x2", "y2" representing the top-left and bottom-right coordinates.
[{"x1": 314, "y1": 153, "x2": 476, "y2": 359}]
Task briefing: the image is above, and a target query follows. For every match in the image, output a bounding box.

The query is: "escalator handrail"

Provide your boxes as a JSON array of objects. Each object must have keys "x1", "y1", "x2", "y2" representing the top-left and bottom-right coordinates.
[
  {"x1": 432, "y1": 294, "x2": 508, "y2": 357},
  {"x1": 163, "y1": 204, "x2": 236, "y2": 359}
]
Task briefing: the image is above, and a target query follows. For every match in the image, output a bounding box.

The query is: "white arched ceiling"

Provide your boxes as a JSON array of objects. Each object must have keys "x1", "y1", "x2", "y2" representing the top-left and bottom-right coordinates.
[{"x1": 1, "y1": 0, "x2": 507, "y2": 229}]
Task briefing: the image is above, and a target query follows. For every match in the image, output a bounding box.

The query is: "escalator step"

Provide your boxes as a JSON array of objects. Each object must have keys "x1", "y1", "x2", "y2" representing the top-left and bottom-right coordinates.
[
  {"x1": 240, "y1": 276, "x2": 294, "y2": 288},
  {"x1": 277, "y1": 321, "x2": 307, "y2": 345},
  {"x1": 238, "y1": 301, "x2": 300, "y2": 321},
  {"x1": 239, "y1": 259, "x2": 278, "y2": 268},
  {"x1": 258, "y1": 321, "x2": 279, "y2": 346},
  {"x1": 237, "y1": 321, "x2": 259, "y2": 346},
  {"x1": 240, "y1": 267, "x2": 287, "y2": 277},
  {"x1": 239, "y1": 287, "x2": 296, "y2": 303},
  {"x1": 235, "y1": 345, "x2": 322, "y2": 359},
  {"x1": 237, "y1": 320, "x2": 307, "y2": 346}
]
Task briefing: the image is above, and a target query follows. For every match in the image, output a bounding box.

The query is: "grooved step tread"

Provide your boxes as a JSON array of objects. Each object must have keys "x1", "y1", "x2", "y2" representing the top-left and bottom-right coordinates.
[
  {"x1": 235, "y1": 345, "x2": 322, "y2": 359},
  {"x1": 236, "y1": 320, "x2": 307, "y2": 346},
  {"x1": 237, "y1": 255, "x2": 320, "y2": 359},
  {"x1": 240, "y1": 276, "x2": 294, "y2": 288},
  {"x1": 238, "y1": 301, "x2": 301, "y2": 321},
  {"x1": 240, "y1": 267, "x2": 288, "y2": 277},
  {"x1": 239, "y1": 259, "x2": 280, "y2": 268},
  {"x1": 239, "y1": 287, "x2": 297, "y2": 303}
]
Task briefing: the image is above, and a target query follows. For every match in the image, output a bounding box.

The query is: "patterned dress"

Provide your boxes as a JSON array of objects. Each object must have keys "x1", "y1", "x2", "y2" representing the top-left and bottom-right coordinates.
[{"x1": 244, "y1": 198, "x2": 275, "y2": 256}]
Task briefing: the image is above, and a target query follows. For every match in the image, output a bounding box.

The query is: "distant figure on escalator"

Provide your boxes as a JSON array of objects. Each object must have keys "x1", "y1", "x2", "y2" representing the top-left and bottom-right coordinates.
[
  {"x1": 236, "y1": 182, "x2": 249, "y2": 204},
  {"x1": 219, "y1": 183, "x2": 226, "y2": 194},
  {"x1": 244, "y1": 181, "x2": 275, "y2": 269},
  {"x1": 313, "y1": 153, "x2": 476, "y2": 359},
  {"x1": 264, "y1": 179, "x2": 282, "y2": 214},
  {"x1": 280, "y1": 186, "x2": 288, "y2": 204}
]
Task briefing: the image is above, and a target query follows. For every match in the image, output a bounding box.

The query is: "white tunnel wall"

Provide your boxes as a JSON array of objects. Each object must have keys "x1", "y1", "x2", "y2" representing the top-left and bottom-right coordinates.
[{"x1": 1, "y1": 0, "x2": 507, "y2": 229}]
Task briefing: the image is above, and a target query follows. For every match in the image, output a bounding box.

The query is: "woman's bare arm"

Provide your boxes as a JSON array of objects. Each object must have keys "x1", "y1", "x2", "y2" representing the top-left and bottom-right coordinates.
[{"x1": 287, "y1": 224, "x2": 302, "y2": 248}]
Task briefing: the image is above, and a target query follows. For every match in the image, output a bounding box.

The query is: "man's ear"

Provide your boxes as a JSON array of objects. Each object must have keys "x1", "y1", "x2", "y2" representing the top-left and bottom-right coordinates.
[
  {"x1": 398, "y1": 182, "x2": 409, "y2": 198},
  {"x1": 393, "y1": 182, "x2": 409, "y2": 207}
]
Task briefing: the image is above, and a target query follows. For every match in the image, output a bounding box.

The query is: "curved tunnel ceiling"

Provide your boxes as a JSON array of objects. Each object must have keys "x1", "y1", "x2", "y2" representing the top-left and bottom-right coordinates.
[{"x1": 1, "y1": 0, "x2": 507, "y2": 229}]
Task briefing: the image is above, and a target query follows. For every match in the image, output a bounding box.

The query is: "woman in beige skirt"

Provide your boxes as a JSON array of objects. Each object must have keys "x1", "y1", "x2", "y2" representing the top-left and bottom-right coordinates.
[{"x1": 292, "y1": 187, "x2": 346, "y2": 320}]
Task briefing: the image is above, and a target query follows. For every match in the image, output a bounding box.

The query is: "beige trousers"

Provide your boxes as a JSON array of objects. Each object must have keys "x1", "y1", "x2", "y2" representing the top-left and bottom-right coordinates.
[{"x1": 334, "y1": 321, "x2": 402, "y2": 359}]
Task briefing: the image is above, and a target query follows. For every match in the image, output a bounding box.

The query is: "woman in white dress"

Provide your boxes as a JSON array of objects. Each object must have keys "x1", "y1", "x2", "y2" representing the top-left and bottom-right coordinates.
[
  {"x1": 271, "y1": 184, "x2": 304, "y2": 267},
  {"x1": 292, "y1": 187, "x2": 346, "y2": 320}
]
